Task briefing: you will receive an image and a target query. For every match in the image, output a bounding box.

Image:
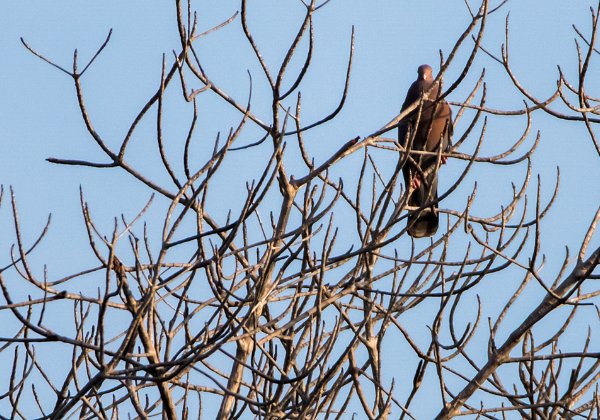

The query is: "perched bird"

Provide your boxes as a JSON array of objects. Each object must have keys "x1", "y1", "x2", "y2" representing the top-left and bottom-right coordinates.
[{"x1": 398, "y1": 64, "x2": 452, "y2": 238}]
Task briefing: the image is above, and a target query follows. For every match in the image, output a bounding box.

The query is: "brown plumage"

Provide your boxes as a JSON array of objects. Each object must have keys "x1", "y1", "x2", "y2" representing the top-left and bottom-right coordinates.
[{"x1": 398, "y1": 64, "x2": 452, "y2": 238}]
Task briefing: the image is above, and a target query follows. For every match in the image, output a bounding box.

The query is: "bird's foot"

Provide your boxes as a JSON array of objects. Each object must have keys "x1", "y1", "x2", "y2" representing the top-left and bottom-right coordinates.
[{"x1": 411, "y1": 175, "x2": 422, "y2": 189}]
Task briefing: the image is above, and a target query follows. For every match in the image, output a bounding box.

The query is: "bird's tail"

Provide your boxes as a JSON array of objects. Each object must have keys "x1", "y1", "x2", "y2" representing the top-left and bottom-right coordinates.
[
  {"x1": 407, "y1": 173, "x2": 439, "y2": 238},
  {"x1": 407, "y1": 206, "x2": 439, "y2": 238}
]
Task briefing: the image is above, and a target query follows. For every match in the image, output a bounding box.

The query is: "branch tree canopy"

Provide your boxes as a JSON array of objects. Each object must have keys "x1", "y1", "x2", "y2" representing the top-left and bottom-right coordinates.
[{"x1": 2, "y1": 0, "x2": 599, "y2": 418}]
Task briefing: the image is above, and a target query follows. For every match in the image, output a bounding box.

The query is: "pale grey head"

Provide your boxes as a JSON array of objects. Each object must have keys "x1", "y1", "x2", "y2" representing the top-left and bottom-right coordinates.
[{"x1": 417, "y1": 64, "x2": 433, "y2": 81}]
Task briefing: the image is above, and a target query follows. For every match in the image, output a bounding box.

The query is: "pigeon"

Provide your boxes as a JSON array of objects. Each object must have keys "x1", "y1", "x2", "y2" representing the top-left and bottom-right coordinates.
[{"x1": 398, "y1": 64, "x2": 452, "y2": 238}]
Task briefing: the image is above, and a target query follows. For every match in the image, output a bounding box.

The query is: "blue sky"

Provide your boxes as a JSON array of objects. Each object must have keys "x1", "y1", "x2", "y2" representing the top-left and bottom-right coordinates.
[{"x1": 1, "y1": 0, "x2": 599, "y2": 417}]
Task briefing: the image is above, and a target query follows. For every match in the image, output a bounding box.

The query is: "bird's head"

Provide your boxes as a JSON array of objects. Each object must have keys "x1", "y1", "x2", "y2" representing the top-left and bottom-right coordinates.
[{"x1": 417, "y1": 64, "x2": 433, "y2": 81}]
